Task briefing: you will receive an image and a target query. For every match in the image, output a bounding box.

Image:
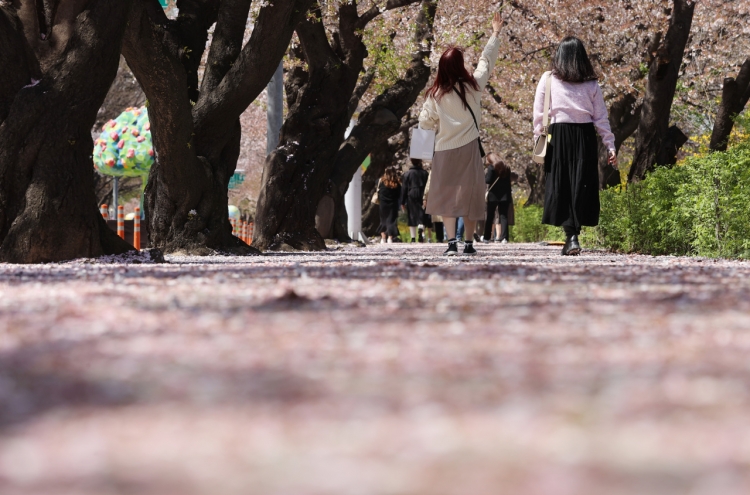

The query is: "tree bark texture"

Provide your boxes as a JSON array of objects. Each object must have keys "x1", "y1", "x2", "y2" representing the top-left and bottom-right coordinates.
[
  {"x1": 597, "y1": 93, "x2": 642, "y2": 189},
  {"x1": 253, "y1": 0, "x2": 431, "y2": 250},
  {"x1": 628, "y1": 0, "x2": 695, "y2": 182},
  {"x1": 328, "y1": 0, "x2": 437, "y2": 241},
  {"x1": 0, "y1": 1, "x2": 135, "y2": 263},
  {"x1": 709, "y1": 58, "x2": 750, "y2": 152},
  {"x1": 123, "y1": 0, "x2": 311, "y2": 255},
  {"x1": 524, "y1": 162, "x2": 545, "y2": 207}
]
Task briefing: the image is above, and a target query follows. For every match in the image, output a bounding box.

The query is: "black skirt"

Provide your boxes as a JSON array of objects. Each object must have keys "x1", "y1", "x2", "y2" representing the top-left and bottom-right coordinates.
[
  {"x1": 378, "y1": 185, "x2": 401, "y2": 237},
  {"x1": 542, "y1": 123, "x2": 600, "y2": 228},
  {"x1": 405, "y1": 197, "x2": 427, "y2": 227}
]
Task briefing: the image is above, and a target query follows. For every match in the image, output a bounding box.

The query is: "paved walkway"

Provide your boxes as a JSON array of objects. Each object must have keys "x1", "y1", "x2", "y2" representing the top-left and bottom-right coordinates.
[{"x1": 1, "y1": 243, "x2": 750, "y2": 494}]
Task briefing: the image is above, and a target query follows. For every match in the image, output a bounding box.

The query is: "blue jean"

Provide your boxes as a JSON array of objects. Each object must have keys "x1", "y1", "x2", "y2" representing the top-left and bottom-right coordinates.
[{"x1": 456, "y1": 217, "x2": 465, "y2": 241}]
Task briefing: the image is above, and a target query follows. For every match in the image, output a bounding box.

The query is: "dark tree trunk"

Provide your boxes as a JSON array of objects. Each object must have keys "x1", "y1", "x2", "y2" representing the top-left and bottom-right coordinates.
[
  {"x1": 253, "y1": 0, "x2": 430, "y2": 250},
  {"x1": 0, "y1": 1, "x2": 135, "y2": 263},
  {"x1": 524, "y1": 162, "x2": 545, "y2": 207},
  {"x1": 123, "y1": 0, "x2": 311, "y2": 255},
  {"x1": 709, "y1": 58, "x2": 750, "y2": 152},
  {"x1": 253, "y1": 3, "x2": 370, "y2": 251},
  {"x1": 656, "y1": 125, "x2": 689, "y2": 165},
  {"x1": 328, "y1": 0, "x2": 437, "y2": 241},
  {"x1": 628, "y1": 0, "x2": 695, "y2": 182},
  {"x1": 361, "y1": 129, "x2": 411, "y2": 236},
  {"x1": 597, "y1": 93, "x2": 642, "y2": 189}
]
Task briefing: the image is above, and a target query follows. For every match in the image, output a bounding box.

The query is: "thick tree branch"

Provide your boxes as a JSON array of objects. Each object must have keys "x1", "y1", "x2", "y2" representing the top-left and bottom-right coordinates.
[
  {"x1": 172, "y1": 0, "x2": 220, "y2": 102},
  {"x1": 486, "y1": 83, "x2": 525, "y2": 116},
  {"x1": 295, "y1": 3, "x2": 338, "y2": 69},
  {"x1": 199, "y1": 0, "x2": 252, "y2": 96},
  {"x1": 629, "y1": 0, "x2": 695, "y2": 181},
  {"x1": 347, "y1": 66, "x2": 375, "y2": 119},
  {"x1": 0, "y1": 6, "x2": 39, "y2": 123},
  {"x1": 399, "y1": 117, "x2": 418, "y2": 132},
  {"x1": 330, "y1": 0, "x2": 436, "y2": 193},
  {"x1": 123, "y1": 0, "x2": 202, "y2": 192},
  {"x1": 192, "y1": 0, "x2": 313, "y2": 155},
  {"x1": 13, "y1": 0, "x2": 92, "y2": 65},
  {"x1": 356, "y1": 0, "x2": 422, "y2": 30},
  {"x1": 710, "y1": 58, "x2": 750, "y2": 152},
  {"x1": 598, "y1": 92, "x2": 641, "y2": 189}
]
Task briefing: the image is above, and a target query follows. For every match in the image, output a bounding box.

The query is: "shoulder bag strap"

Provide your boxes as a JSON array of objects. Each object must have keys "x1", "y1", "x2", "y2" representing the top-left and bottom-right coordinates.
[
  {"x1": 542, "y1": 71, "x2": 552, "y2": 133},
  {"x1": 466, "y1": 100, "x2": 481, "y2": 132},
  {"x1": 454, "y1": 85, "x2": 481, "y2": 132}
]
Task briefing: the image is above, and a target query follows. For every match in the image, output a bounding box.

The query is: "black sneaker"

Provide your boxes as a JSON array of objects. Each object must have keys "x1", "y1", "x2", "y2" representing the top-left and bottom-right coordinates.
[
  {"x1": 418, "y1": 227, "x2": 424, "y2": 243},
  {"x1": 443, "y1": 238, "x2": 458, "y2": 256},
  {"x1": 410, "y1": 238, "x2": 416, "y2": 243},
  {"x1": 463, "y1": 241, "x2": 477, "y2": 255}
]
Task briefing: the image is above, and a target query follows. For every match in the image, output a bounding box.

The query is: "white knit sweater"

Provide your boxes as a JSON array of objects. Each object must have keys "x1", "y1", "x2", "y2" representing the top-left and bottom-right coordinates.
[{"x1": 418, "y1": 36, "x2": 501, "y2": 152}]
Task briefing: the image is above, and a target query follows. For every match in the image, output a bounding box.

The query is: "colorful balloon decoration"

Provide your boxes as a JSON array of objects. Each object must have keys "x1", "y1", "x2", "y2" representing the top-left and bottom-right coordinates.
[{"x1": 93, "y1": 106, "x2": 153, "y2": 178}]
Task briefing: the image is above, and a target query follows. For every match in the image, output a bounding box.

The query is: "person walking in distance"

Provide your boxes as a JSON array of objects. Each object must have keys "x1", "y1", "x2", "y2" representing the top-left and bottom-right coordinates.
[
  {"x1": 401, "y1": 159, "x2": 430, "y2": 242},
  {"x1": 483, "y1": 153, "x2": 512, "y2": 243},
  {"x1": 419, "y1": 12, "x2": 503, "y2": 256},
  {"x1": 534, "y1": 36, "x2": 617, "y2": 255},
  {"x1": 377, "y1": 167, "x2": 402, "y2": 244}
]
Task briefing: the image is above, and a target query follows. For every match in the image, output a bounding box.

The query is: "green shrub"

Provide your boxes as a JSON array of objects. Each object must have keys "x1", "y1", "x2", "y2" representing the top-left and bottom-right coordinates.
[
  {"x1": 511, "y1": 204, "x2": 565, "y2": 243},
  {"x1": 592, "y1": 141, "x2": 750, "y2": 258}
]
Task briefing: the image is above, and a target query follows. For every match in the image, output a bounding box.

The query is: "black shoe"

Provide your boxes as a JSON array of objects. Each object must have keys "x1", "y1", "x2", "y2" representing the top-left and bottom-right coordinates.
[
  {"x1": 410, "y1": 238, "x2": 416, "y2": 243},
  {"x1": 562, "y1": 235, "x2": 581, "y2": 256},
  {"x1": 418, "y1": 227, "x2": 424, "y2": 243},
  {"x1": 443, "y1": 238, "x2": 458, "y2": 256},
  {"x1": 473, "y1": 233, "x2": 481, "y2": 243},
  {"x1": 463, "y1": 241, "x2": 477, "y2": 255}
]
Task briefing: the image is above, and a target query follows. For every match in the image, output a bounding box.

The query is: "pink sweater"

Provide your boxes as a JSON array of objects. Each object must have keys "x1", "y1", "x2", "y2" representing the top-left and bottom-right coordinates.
[{"x1": 533, "y1": 72, "x2": 616, "y2": 151}]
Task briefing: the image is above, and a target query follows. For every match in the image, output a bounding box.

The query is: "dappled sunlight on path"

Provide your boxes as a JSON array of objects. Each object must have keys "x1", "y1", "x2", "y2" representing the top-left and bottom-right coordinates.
[{"x1": 1, "y1": 243, "x2": 749, "y2": 494}]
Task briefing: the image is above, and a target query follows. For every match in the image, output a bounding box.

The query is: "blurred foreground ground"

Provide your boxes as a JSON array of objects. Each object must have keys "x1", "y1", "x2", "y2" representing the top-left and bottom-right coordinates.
[{"x1": 1, "y1": 243, "x2": 749, "y2": 495}]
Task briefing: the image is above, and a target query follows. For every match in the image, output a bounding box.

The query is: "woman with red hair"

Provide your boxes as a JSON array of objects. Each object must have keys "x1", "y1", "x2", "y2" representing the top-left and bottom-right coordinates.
[{"x1": 419, "y1": 13, "x2": 503, "y2": 256}]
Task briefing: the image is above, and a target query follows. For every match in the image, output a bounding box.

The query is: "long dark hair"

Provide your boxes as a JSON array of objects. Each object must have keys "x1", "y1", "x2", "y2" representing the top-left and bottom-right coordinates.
[
  {"x1": 486, "y1": 153, "x2": 510, "y2": 179},
  {"x1": 552, "y1": 37, "x2": 598, "y2": 83},
  {"x1": 426, "y1": 47, "x2": 480, "y2": 109},
  {"x1": 382, "y1": 167, "x2": 401, "y2": 189}
]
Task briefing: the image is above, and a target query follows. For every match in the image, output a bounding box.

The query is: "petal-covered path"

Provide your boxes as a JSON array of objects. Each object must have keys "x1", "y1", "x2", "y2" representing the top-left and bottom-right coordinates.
[{"x1": 1, "y1": 243, "x2": 749, "y2": 495}]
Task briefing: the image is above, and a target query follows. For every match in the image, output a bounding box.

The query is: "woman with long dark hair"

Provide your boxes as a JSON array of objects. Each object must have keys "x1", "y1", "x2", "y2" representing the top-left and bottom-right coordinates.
[
  {"x1": 419, "y1": 13, "x2": 503, "y2": 256},
  {"x1": 534, "y1": 36, "x2": 617, "y2": 255},
  {"x1": 483, "y1": 153, "x2": 512, "y2": 243},
  {"x1": 378, "y1": 167, "x2": 402, "y2": 244}
]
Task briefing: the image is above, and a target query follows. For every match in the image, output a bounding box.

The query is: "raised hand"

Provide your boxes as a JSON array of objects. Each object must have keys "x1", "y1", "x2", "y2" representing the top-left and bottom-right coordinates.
[{"x1": 492, "y1": 12, "x2": 502, "y2": 36}]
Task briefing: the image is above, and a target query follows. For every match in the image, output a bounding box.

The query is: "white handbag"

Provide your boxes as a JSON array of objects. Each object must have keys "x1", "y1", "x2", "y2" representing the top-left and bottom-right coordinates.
[
  {"x1": 533, "y1": 72, "x2": 553, "y2": 164},
  {"x1": 410, "y1": 126, "x2": 436, "y2": 160}
]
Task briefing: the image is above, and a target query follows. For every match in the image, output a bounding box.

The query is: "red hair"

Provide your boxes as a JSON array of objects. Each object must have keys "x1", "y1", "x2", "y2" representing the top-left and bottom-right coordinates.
[{"x1": 426, "y1": 47, "x2": 480, "y2": 109}]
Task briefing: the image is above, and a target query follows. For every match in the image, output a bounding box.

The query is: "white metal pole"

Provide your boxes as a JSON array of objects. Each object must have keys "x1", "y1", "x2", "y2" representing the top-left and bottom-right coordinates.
[
  {"x1": 343, "y1": 119, "x2": 363, "y2": 242},
  {"x1": 112, "y1": 177, "x2": 119, "y2": 220},
  {"x1": 266, "y1": 62, "x2": 284, "y2": 156},
  {"x1": 345, "y1": 168, "x2": 362, "y2": 241}
]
